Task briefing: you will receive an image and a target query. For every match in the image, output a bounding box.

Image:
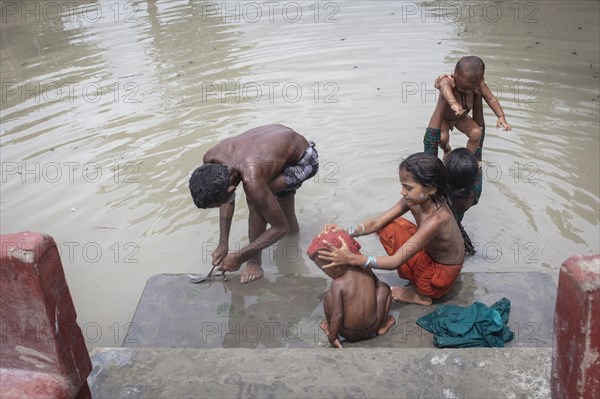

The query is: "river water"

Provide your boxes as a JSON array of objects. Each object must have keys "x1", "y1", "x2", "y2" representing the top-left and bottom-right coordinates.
[{"x1": 1, "y1": 1, "x2": 598, "y2": 348}]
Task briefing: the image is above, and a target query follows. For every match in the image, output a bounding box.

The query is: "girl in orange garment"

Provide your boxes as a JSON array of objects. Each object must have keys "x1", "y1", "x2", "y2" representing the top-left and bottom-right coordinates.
[{"x1": 317, "y1": 153, "x2": 464, "y2": 305}]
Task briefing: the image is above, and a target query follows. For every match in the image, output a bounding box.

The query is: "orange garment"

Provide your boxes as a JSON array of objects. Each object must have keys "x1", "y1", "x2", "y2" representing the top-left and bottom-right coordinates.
[{"x1": 378, "y1": 217, "x2": 462, "y2": 299}]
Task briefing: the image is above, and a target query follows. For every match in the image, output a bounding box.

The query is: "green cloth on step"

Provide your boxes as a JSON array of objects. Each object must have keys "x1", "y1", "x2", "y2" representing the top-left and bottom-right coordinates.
[{"x1": 416, "y1": 297, "x2": 514, "y2": 348}]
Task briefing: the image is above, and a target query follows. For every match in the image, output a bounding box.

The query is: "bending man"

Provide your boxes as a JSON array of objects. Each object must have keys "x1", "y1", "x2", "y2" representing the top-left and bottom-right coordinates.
[{"x1": 189, "y1": 124, "x2": 319, "y2": 283}]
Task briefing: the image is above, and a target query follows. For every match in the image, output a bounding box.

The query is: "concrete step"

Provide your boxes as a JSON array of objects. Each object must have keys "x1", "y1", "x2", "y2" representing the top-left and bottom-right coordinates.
[
  {"x1": 88, "y1": 346, "x2": 552, "y2": 398},
  {"x1": 124, "y1": 272, "x2": 556, "y2": 349}
]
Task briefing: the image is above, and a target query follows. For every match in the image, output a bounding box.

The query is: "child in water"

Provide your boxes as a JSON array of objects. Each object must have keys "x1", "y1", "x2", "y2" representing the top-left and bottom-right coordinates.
[
  {"x1": 318, "y1": 153, "x2": 464, "y2": 306},
  {"x1": 426, "y1": 56, "x2": 511, "y2": 162},
  {"x1": 307, "y1": 231, "x2": 395, "y2": 348}
]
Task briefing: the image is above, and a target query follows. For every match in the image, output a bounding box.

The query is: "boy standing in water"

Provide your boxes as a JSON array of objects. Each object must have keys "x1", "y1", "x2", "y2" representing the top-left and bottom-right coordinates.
[
  {"x1": 426, "y1": 56, "x2": 512, "y2": 162},
  {"x1": 307, "y1": 231, "x2": 395, "y2": 348}
]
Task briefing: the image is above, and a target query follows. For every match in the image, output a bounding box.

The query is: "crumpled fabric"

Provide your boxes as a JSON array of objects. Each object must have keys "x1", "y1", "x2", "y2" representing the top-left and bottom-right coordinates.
[
  {"x1": 416, "y1": 297, "x2": 514, "y2": 348},
  {"x1": 306, "y1": 231, "x2": 361, "y2": 260}
]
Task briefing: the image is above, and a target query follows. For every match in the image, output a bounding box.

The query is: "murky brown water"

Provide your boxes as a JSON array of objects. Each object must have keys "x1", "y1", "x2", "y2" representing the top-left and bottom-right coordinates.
[{"x1": 1, "y1": 1, "x2": 598, "y2": 347}]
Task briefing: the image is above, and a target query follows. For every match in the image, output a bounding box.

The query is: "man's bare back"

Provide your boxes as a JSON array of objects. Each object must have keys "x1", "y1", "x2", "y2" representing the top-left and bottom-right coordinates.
[{"x1": 204, "y1": 124, "x2": 309, "y2": 185}]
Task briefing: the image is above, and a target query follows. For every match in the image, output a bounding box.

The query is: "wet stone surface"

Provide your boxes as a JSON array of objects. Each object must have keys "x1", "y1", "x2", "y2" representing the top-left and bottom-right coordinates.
[{"x1": 124, "y1": 272, "x2": 556, "y2": 349}]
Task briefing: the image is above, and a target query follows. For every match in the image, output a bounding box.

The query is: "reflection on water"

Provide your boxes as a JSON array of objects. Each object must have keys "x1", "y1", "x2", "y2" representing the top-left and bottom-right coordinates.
[
  {"x1": 1, "y1": 1, "x2": 598, "y2": 347},
  {"x1": 126, "y1": 273, "x2": 329, "y2": 349}
]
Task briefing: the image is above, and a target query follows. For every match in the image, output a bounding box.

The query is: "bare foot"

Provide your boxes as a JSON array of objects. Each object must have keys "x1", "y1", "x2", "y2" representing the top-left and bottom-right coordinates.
[
  {"x1": 240, "y1": 263, "x2": 264, "y2": 284},
  {"x1": 377, "y1": 315, "x2": 396, "y2": 336},
  {"x1": 391, "y1": 286, "x2": 433, "y2": 306}
]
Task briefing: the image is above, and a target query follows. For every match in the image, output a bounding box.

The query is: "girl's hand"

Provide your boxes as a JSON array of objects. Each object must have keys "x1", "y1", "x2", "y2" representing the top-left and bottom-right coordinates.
[
  {"x1": 321, "y1": 224, "x2": 344, "y2": 235},
  {"x1": 318, "y1": 237, "x2": 356, "y2": 269},
  {"x1": 497, "y1": 116, "x2": 512, "y2": 131}
]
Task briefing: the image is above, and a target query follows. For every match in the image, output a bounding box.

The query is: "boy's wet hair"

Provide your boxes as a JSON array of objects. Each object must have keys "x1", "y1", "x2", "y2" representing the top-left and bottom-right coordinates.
[
  {"x1": 400, "y1": 152, "x2": 452, "y2": 208},
  {"x1": 189, "y1": 163, "x2": 231, "y2": 209},
  {"x1": 446, "y1": 148, "x2": 478, "y2": 195},
  {"x1": 455, "y1": 56, "x2": 485, "y2": 83}
]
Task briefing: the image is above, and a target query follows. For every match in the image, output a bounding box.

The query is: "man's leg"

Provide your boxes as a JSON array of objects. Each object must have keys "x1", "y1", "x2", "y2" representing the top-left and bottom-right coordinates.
[
  {"x1": 241, "y1": 202, "x2": 266, "y2": 283},
  {"x1": 277, "y1": 193, "x2": 299, "y2": 233}
]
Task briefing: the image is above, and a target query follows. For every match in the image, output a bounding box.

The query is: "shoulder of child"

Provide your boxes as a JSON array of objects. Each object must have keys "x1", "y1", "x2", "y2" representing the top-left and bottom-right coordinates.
[{"x1": 424, "y1": 205, "x2": 454, "y2": 227}]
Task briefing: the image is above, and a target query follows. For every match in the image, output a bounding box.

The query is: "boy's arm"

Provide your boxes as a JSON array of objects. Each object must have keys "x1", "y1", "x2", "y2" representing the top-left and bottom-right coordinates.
[
  {"x1": 480, "y1": 82, "x2": 511, "y2": 131},
  {"x1": 436, "y1": 75, "x2": 464, "y2": 116},
  {"x1": 328, "y1": 283, "x2": 344, "y2": 348}
]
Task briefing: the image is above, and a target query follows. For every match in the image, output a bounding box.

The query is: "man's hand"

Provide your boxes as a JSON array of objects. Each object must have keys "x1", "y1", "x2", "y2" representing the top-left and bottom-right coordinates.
[
  {"x1": 496, "y1": 116, "x2": 512, "y2": 131},
  {"x1": 212, "y1": 242, "x2": 228, "y2": 266},
  {"x1": 220, "y1": 253, "x2": 243, "y2": 272},
  {"x1": 331, "y1": 338, "x2": 343, "y2": 349}
]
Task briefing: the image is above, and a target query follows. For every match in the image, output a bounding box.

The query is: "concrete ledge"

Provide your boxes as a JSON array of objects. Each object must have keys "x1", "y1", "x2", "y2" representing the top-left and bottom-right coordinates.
[
  {"x1": 125, "y1": 272, "x2": 556, "y2": 348},
  {"x1": 88, "y1": 347, "x2": 551, "y2": 398}
]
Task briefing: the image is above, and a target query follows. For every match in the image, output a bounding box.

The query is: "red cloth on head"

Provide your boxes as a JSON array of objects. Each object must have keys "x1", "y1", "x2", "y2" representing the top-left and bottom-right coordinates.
[{"x1": 306, "y1": 231, "x2": 361, "y2": 260}]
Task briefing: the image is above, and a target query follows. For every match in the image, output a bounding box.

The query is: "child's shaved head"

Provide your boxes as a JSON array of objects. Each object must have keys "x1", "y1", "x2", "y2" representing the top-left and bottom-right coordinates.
[{"x1": 455, "y1": 56, "x2": 485, "y2": 83}]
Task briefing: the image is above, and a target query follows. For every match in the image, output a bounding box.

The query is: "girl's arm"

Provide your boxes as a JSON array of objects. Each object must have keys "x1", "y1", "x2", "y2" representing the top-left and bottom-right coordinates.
[
  {"x1": 359, "y1": 198, "x2": 409, "y2": 236},
  {"x1": 372, "y1": 214, "x2": 442, "y2": 270},
  {"x1": 323, "y1": 198, "x2": 409, "y2": 238},
  {"x1": 319, "y1": 202, "x2": 442, "y2": 270}
]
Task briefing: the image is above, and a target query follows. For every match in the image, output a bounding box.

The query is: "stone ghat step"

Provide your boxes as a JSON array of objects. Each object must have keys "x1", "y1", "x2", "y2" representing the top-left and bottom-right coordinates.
[
  {"x1": 88, "y1": 347, "x2": 552, "y2": 398},
  {"x1": 124, "y1": 272, "x2": 556, "y2": 349}
]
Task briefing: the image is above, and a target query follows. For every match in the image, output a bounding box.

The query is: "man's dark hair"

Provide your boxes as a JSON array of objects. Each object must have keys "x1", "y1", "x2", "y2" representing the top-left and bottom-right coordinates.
[
  {"x1": 455, "y1": 56, "x2": 485, "y2": 83},
  {"x1": 445, "y1": 148, "x2": 478, "y2": 198},
  {"x1": 189, "y1": 163, "x2": 231, "y2": 209}
]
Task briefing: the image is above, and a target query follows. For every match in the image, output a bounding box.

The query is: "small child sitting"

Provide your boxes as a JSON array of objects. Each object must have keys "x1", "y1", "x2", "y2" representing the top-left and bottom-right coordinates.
[{"x1": 306, "y1": 231, "x2": 396, "y2": 348}]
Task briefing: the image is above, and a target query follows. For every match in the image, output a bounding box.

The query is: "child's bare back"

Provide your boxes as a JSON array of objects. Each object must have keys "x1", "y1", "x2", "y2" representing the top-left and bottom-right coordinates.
[
  {"x1": 329, "y1": 268, "x2": 393, "y2": 341},
  {"x1": 307, "y1": 231, "x2": 395, "y2": 348}
]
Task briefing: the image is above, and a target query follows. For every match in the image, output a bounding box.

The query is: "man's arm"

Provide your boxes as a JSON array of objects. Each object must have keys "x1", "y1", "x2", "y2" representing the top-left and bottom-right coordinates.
[
  {"x1": 212, "y1": 197, "x2": 235, "y2": 266},
  {"x1": 228, "y1": 180, "x2": 289, "y2": 266}
]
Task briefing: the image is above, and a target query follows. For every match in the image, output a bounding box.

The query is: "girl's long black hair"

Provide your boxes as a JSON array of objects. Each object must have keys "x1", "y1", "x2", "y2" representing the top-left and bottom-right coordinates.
[{"x1": 399, "y1": 152, "x2": 453, "y2": 210}]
